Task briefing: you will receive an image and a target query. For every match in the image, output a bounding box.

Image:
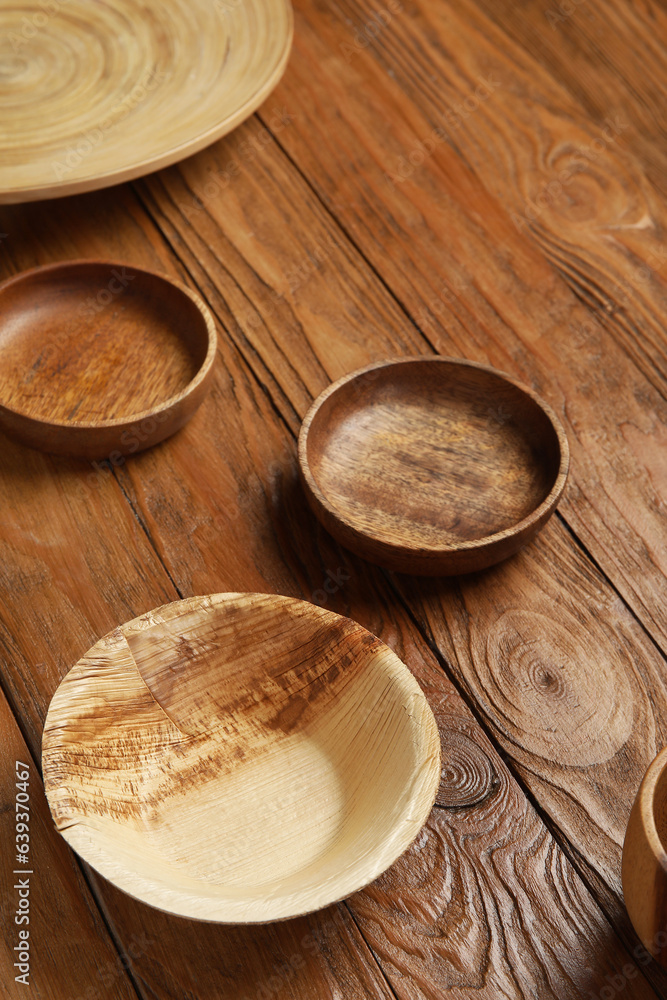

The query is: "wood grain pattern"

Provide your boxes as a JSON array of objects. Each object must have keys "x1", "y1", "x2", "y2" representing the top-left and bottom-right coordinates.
[
  {"x1": 110, "y1": 419, "x2": 663, "y2": 996},
  {"x1": 133, "y1": 14, "x2": 667, "y2": 901},
  {"x1": 131, "y1": 66, "x2": 667, "y2": 991},
  {"x1": 49, "y1": 185, "x2": 665, "y2": 992},
  {"x1": 0, "y1": 185, "x2": 659, "y2": 993},
  {"x1": 1, "y1": 0, "x2": 667, "y2": 995},
  {"x1": 245, "y1": 0, "x2": 667, "y2": 944},
  {"x1": 134, "y1": 119, "x2": 427, "y2": 426},
  {"x1": 0, "y1": 0, "x2": 293, "y2": 201},
  {"x1": 397, "y1": 516, "x2": 667, "y2": 902},
  {"x1": 0, "y1": 259, "x2": 217, "y2": 458},
  {"x1": 261, "y1": 0, "x2": 667, "y2": 652},
  {"x1": 0, "y1": 192, "x2": 399, "y2": 1000},
  {"x1": 299, "y1": 357, "x2": 568, "y2": 574},
  {"x1": 469, "y1": 0, "x2": 667, "y2": 260},
  {"x1": 42, "y1": 592, "x2": 440, "y2": 923}
]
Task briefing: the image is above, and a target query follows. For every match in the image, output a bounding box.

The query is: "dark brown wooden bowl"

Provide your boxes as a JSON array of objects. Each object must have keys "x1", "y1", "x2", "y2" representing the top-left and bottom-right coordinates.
[
  {"x1": 298, "y1": 357, "x2": 569, "y2": 575},
  {"x1": 0, "y1": 260, "x2": 217, "y2": 459}
]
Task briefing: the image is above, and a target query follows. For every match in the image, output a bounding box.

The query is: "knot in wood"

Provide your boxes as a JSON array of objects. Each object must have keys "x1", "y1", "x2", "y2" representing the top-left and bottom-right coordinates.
[{"x1": 437, "y1": 731, "x2": 497, "y2": 809}]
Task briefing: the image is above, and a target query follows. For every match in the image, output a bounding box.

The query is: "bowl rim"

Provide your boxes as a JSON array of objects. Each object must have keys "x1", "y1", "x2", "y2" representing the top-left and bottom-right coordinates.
[
  {"x1": 41, "y1": 591, "x2": 442, "y2": 923},
  {"x1": 298, "y1": 355, "x2": 571, "y2": 556},
  {"x1": 0, "y1": 258, "x2": 218, "y2": 429},
  {"x1": 634, "y1": 745, "x2": 667, "y2": 871}
]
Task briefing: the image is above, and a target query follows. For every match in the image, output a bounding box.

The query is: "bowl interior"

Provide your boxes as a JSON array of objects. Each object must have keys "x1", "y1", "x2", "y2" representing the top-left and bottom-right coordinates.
[
  {"x1": 305, "y1": 359, "x2": 563, "y2": 548},
  {"x1": 0, "y1": 263, "x2": 210, "y2": 424},
  {"x1": 42, "y1": 594, "x2": 440, "y2": 922}
]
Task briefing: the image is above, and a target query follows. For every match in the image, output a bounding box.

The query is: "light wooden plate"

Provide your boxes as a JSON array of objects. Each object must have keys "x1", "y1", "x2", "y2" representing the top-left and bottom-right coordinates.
[
  {"x1": 42, "y1": 593, "x2": 441, "y2": 923},
  {"x1": 0, "y1": 260, "x2": 217, "y2": 459},
  {"x1": 298, "y1": 357, "x2": 570, "y2": 575},
  {"x1": 0, "y1": 0, "x2": 293, "y2": 202},
  {"x1": 622, "y1": 746, "x2": 667, "y2": 964}
]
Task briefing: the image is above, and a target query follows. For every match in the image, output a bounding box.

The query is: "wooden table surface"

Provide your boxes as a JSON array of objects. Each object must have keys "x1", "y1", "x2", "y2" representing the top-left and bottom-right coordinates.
[{"x1": 2, "y1": 0, "x2": 667, "y2": 996}]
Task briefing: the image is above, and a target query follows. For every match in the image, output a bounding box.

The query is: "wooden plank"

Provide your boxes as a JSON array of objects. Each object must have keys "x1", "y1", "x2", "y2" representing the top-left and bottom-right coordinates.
[
  {"x1": 103, "y1": 381, "x2": 664, "y2": 996},
  {"x1": 238, "y1": 0, "x2": 667, "y2": 932},
  {"x1": 258, "y1": 0, "x2": 667, "y2": 654},
  {"x1": 90, "y1": 876, "x2": 395, "y2": 1000},
  {"x1": 0, "y1": 683, "x2": 140, "y2": 1000},
  {"x1": 135, "y1": 6, "x2": 667, "y2": 865},
  {"x1": 458, "y1": 0, "x2": 667, "y2": 446},
  {"x1": 1, "y1": 169, "x2": 659, "y2": 993},
  {"x1": 27, "y1": 162, "x2": 655, "y2": 993},
  {"x1": 395, "y1": 514, "x2": 667, "y2": 894},
  {"x1": 3, "y1": 6, "x2": 667, "y2": 991},
  {"x1": 466, "y1": 0, "x2": 667, "y2": 211},
  {"x1": 347, "y1": 604, "x2": 660, "y2": 1000},
  {"x1": 131, "y1": 36, "x2": 667, "y2": 981},
  {"x1": 133, "y1": 141, "x2": 426, "y2": 430},
  {"x1": 0, "y1": 189, "x2": 396, "y2": 1000}
]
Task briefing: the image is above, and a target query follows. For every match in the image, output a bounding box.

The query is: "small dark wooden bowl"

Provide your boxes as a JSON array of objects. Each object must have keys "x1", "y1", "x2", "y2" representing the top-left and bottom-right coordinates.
[
  {"x1": 0, "y1": 260, "x2": 217, "y2": 460},
  {"x1": 298, "y1": 357, "x2": 569, "y2": 575}
]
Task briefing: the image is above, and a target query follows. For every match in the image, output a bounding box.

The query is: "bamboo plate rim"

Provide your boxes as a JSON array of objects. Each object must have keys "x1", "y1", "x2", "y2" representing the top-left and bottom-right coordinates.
[
  {"x1": 0, "y1": 0, "x2": 294, "y2": 202},
  {"x1": 298, "y1": 356, "x2": 570, "y2": 557},
  {"x1": 0, "y1": 259, "x2": 218, "y2": 430}
]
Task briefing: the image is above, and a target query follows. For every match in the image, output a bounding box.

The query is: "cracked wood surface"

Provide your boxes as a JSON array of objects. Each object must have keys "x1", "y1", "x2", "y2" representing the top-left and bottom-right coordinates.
[{"x1": 2, "y1": 0, "x2": 667, "y2": 996}]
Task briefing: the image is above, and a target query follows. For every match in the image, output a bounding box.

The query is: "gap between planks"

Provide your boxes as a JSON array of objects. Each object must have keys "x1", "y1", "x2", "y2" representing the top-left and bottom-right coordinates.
[{"x1": 343, "y1": 902, "x2": 402, "y2": 1000}]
